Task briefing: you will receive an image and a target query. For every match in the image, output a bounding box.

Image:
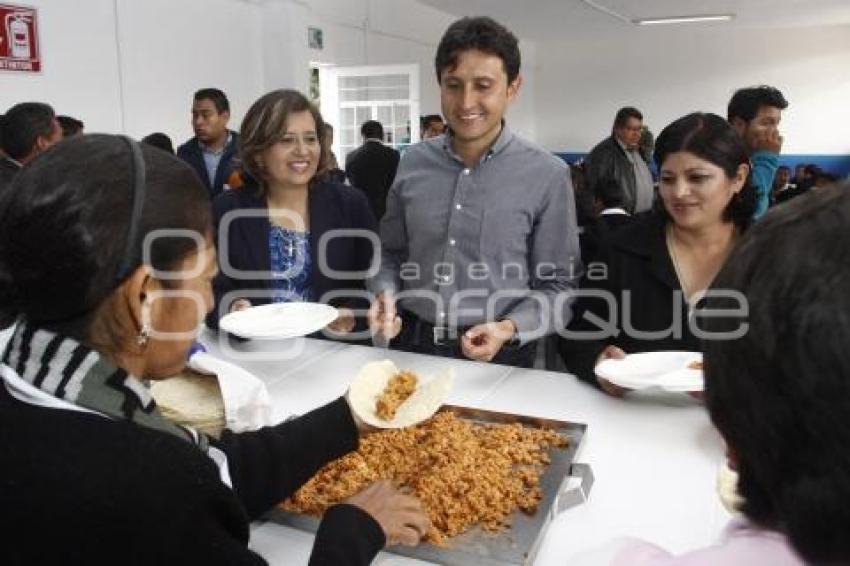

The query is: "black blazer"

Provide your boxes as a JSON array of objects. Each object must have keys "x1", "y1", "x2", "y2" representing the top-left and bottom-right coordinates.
[
  {"x1": 0, "y1": 156, "x2": 20, "y2": 194},
  {"x1": 177, "y1": 131, "x2": 239, "y2": 198},
  {"x1": 559, "y1": 212, "x2": 699, "y2": 386},
  {"x1": 207, "y1": 179, "x2": 378, "y2": 329},
  {"x1": 344, "y1": 141, "x2": 400, "y2": 221},
  {"x1": 599, "y1": 212, "x2": 634, "y2": 232}
]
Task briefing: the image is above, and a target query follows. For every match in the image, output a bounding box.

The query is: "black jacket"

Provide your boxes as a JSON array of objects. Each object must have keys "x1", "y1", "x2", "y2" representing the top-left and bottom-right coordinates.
[
  {"x1": 599, "y1": 212, "x2": 634, "y2": 232},
  {"x1": 208, "y1": 180, "x2": 378, "y2": 329},
  {"x1": 0, "y1": 156, "x2": 20, "y2": 194},
  {"x1": 177, "y1": 131, "x2": 239, "y2": 198},
  {"x1": 559, "y1": 212, "x2": 699, "y2": 385},
  {"x1": 0, "y1": 387, "x2": 384, "y2": 566},
  {"x1": 584, "y1": 136, "x2": 639, "y2": 214},
  {"x1": 345, "y1": 140, "x2": 400, "y2": 221}
]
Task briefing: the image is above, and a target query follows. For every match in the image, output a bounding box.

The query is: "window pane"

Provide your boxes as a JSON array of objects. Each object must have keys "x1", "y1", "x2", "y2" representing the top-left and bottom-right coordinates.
[
  {"x1": 376, "y1": 105, "x2": 392, "y2": 126},
  {"x1": 394, "y1": 103, "x2": 410, "y2": 124},
  {"x1": 356, "y1": 106, "x2": 372, "y2": 127},
  {"x1": 340, "y1": 127, "x2": 356, "y2": 146}
]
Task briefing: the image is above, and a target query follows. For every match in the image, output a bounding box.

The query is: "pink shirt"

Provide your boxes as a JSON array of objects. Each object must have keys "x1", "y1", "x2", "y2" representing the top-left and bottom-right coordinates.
[{"x1": 611, "y1": 519, "x2": 804, "y2": 566}]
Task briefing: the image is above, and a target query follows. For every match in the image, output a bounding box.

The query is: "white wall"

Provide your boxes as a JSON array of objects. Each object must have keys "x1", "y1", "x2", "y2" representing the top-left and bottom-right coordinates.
[
  {"x1": 535, "y1": 23, "x2": 850, "y2": 155},
  {"x1": 0, "y1": 0, "x2": 263, "y2": 145},
  {"x1": 116, "y1": 0, "x2": 264, "y2": 142},
  {"x1": 1, "y1": 0, "x2": 543, "y2": 148},
  {"x1": 0, "y1": 0, "x2": 123, "y2": 135}
]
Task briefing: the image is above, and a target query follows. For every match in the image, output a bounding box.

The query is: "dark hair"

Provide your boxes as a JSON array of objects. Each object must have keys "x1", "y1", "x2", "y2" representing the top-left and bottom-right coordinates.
[
  {"x1": 594, "y1": 178, "x2": 625, "y2": 209},
  {"x1": 776, "y1": 165, "x2": 790, "y2": 173},
  {"x1": 1, "y1": 102, "x2": 56, "y2": 160},
  {"x1": 654, "y1": 112, "x2": 757, "y2": 230},
  {"x1": 727, "y1": 85, "x2": 788, "y2": 122},
  {"x1": 569, "y1": 162, "x2": 587, "y2": 194},
  {"x1": 702, "y1": 182, "x2": 850, "y2": 563},
  {"x1": 141, "y1": 132, "x2": 175, "y2": 154},
  {"x1": 238, "y1": 89, "x2": 329, "y2": 193},
  {"x1": 421, "y1": 114, "x2": 443, "y2": 128},
  {"x1": 57, "y1": 115, "x2": 84, "y2": 137},
  {"x1": 638, "y1": 125, "x2": 654, "y2": 162},
  {"x1": 361, "y1": 120, "x2": 384, "y2": 140},
  {"x1": 815, "y1": 171, "x2": 839, "y2": 185},
  {"x1": 613, "y1": 107, "x2": 643, "y2": 130},
  {"x1": 194, "y1": 88, "x2": 230, "y2": 114},
  {"x1": 435, "y1": 16, "x2": 520, "y2": 84},
  {"x1": 0, "y1": 135, "x2": 210, "y2": 344}
]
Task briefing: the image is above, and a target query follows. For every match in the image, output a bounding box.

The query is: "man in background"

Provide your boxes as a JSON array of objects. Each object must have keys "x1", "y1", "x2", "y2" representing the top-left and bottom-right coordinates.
[
  {"x1": 421, "y1": 114, "x2": 445, "y2": 139},
  {"x1": 727, "y1": 85, "x2": 788, "y2": 219},
  {"x1": 771, "y1": 165, "x2": 794, "y2": 204},
  {"x1": 584, "y1": 106, "x2": 654, "y2": 215},
  {"x1": 57, "y1": 115, "x2": 84, "y2": 137},
  {"x1": 177, "y1": 88, "x2": 238, "y2": 197},
  {"x1": 345, "y1": 120, "x2": 400, "y2": 220},
  {"x1": 0, "y1": 102, "x2": 62, "y2": 192},
  {"x1": 322, "y1": 123, "x2": 347, "y2": 184}
]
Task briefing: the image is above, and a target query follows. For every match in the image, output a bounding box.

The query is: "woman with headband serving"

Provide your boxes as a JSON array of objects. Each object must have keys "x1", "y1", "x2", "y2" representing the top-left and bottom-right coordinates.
[{"x1": 0, "y1": 135, "x2": 428, "y2": 565}]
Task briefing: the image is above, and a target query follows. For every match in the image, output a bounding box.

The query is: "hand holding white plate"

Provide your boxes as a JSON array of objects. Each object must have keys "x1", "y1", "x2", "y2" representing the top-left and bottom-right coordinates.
[
  {"x1": 348, "y1": 360, "x2": 454, "y2": 428},
  {"x1": 219, "y1": 302, "x2": 339, "y2": 339},
  {"x1": 595, "y1": 351, "x2": 703, "y2": 392}
]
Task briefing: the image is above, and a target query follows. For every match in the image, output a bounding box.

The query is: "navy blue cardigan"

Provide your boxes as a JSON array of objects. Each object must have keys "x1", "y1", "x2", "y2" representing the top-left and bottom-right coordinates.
[
  {"x1": 208, "y1": 180, "x2": 378, "y2": 329},
  {"x1": 176, "y1": 131, "x2": 239, "y2": 198}
]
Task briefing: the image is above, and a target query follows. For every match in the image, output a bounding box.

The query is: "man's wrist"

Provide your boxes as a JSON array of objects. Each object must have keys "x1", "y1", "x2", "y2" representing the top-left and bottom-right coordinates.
[{"x1": 498, "y1": 319, "x2": 519, "y2": 345}]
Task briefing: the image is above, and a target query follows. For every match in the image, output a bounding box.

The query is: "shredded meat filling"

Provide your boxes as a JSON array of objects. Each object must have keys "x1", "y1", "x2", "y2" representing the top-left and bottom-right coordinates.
[
  {"x1": 375, "y1": 370, "x2": 418, "y2": 421},
  {"x1": 283, "y1": 411, "x2": 568, "y2": 545}
]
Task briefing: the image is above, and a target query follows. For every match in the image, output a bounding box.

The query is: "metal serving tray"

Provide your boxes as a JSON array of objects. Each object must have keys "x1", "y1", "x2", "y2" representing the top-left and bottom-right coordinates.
[{"x1": 262, "y1": 405, "x2": 592, "y2": 566}]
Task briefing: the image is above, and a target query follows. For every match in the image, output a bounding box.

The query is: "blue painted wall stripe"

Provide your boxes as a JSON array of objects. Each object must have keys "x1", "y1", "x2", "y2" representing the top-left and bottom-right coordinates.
[{"x1": 555, "y1": 152, "x2": 850, "y2": 177}]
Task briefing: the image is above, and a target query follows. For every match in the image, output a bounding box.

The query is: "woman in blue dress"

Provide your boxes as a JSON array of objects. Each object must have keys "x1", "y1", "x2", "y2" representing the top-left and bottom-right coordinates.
[{"x1": 209, "y1": 90, "x2": 378, "y2": 336}]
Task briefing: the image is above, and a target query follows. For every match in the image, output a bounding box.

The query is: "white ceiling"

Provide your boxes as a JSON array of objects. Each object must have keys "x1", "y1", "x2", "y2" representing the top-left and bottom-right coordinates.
[{"x1": 417, "y1": 0, "x2": 850, "y2": 41}]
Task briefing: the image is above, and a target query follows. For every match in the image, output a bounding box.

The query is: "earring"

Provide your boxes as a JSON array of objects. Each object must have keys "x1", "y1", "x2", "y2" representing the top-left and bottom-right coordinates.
[{"x1": 137, "y1": 324, "x2": 151, "y2": 347}]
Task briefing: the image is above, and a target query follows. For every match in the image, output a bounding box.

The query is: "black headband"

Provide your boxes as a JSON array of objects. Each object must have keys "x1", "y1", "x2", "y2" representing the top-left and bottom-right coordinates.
[{"x1": 115, "y1": 136, "x2": 147, "y2": 282}]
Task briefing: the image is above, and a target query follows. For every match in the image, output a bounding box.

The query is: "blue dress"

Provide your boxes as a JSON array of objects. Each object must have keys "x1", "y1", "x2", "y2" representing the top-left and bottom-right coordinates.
[{"x1": 269, "y1": 226, "x2": 312, "y2": 302}]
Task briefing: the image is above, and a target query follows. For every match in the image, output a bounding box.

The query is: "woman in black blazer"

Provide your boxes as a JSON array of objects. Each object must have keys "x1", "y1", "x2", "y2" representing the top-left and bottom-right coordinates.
[
  {"x1": 560, "y1": 113, "x2": 757, "y2": 394},
  {"x1": 208, "y1": 90, "x2": 378, "y2": 334}
]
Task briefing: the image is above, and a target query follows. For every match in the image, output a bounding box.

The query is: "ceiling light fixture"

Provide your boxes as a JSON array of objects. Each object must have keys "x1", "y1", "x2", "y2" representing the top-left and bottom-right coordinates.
[{"x1": 633, "y1": 14, "x2": 735, "y2": 25}]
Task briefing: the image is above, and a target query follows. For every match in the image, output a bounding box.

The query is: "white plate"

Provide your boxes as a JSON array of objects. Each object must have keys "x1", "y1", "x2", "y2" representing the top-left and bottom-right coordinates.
[
  {"x1": 219, "y1": 302, "x2": 339, "y2": 339},
  {"x1": 348, "y1": 360, "x2": 454, "y2": 429},
  {"x1": 595, "y1": 351, "x2": 703, "y2": 392}
]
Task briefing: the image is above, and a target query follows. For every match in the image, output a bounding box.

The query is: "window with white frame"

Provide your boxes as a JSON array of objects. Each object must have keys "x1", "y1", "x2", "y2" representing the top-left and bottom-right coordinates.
[{"x1": 320, "y1": 64, "x2": 420, "y2": 164}]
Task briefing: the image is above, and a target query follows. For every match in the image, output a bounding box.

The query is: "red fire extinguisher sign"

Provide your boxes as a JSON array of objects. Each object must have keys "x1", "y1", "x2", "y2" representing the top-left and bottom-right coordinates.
[{"x1": 1, "y1": 3, "x2": 40, "y2": 72}]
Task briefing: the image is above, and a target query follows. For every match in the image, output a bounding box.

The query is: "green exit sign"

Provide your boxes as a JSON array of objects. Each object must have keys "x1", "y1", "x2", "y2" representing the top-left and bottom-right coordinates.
[{"x1": 308, "y1": 27, "x2": 323, "y2": 50}]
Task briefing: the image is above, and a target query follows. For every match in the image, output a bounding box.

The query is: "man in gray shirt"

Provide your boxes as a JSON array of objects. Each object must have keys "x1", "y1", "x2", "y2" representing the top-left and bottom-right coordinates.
[
  {"x1": 368, "y1": 16, "x2": 582, "y2": 367},
  {"x1": 585, "y1": 107, "x2": 654, "y2": 214}
]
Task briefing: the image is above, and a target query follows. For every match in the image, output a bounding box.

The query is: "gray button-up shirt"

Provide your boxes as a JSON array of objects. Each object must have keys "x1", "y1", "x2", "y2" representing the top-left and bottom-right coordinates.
[
  {"x1": 617, "y1": 138, "x2": 654, "y2": 214},
  {"x1": 369, "y1": 126, "x2": 583, "y2": 343}
]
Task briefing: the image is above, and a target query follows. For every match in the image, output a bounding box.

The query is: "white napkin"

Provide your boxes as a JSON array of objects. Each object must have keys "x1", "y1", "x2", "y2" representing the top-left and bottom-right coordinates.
[{"x1": 188, "y1": 347, "x2": 273, "y2": 432}]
